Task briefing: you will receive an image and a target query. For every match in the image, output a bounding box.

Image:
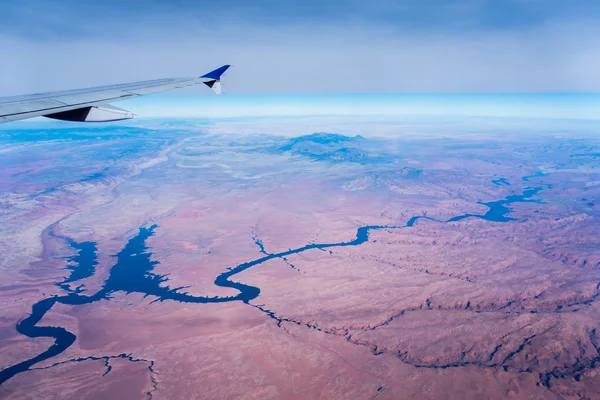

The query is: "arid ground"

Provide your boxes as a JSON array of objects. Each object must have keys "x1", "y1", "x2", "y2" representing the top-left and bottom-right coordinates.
[{"x1": 1, "y1": 117, "x2": 599, "y2": 399}]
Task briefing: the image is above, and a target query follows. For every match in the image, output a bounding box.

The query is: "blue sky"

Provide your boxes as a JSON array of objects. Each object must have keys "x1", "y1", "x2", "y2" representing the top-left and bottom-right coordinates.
[
  {"x1": 3, "y1": 0, "x2": 600, "y2": 35},
  {"x1": 1, "y1": 0, "x2": 600, "y2": 95}
]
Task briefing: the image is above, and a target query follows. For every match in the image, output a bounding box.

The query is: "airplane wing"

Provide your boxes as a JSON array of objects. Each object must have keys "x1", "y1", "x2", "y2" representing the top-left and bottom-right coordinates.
[{"x1": 0, "y1": 65, "x2": 230, "y2": 123}]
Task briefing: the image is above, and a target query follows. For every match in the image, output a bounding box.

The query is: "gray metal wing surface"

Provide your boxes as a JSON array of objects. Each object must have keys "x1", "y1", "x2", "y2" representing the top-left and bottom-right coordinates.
[{"x1": 0, "y1": 65, "x2": 230, "y2": 123}]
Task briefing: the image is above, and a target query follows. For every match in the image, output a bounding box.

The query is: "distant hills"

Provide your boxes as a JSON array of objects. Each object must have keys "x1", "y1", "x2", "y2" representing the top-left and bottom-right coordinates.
[
  {"x1": 277, "y1": 132, "x2": 395, "y2": 165},
  {"x1": 279, "y1": 133, "x2": 366, "y2": 151}
]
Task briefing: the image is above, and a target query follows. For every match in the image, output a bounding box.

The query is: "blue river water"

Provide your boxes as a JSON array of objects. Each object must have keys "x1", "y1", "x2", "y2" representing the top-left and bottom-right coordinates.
[
  {"x1": 0, "y1": 178, "x2": 544, "y2": 385},
  {"x1": 56, "y1": 239, "x2": 98, "y2": 294},
  {"x1": 491, "y1": 177, "x2": 510, "y2": 187}
]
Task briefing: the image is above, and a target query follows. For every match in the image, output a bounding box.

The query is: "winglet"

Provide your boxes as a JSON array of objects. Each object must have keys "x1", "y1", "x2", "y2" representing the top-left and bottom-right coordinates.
[
  {"x1": 201, "y1": 65, "x2": 230, "y2": 80},
  {"x1": 201, "y1": 65, "x2": 231, "y2": 94}
]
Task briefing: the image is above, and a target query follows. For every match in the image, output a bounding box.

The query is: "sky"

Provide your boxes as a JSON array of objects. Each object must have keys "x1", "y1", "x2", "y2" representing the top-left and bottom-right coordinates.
[{"x1": 2, "y1": 0, "x2": 600, "y2": 96}]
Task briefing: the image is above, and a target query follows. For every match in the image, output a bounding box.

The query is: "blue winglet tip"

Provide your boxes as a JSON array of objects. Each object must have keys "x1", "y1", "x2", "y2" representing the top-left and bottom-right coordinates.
[{"x1": 201, "y1": 65, "x2": 231, "y2": 80}]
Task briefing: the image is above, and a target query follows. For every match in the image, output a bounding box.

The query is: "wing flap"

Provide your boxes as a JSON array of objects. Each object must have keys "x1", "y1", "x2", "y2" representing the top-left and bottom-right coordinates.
[{"x1": 45, "y1": 105, "x2": 134, "y2": 122}]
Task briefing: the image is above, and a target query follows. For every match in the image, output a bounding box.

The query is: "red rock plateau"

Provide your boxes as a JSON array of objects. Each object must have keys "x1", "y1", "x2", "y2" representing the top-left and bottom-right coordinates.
[{"x1": 1, "y1": 120, "x2": 599, "y2": 399}]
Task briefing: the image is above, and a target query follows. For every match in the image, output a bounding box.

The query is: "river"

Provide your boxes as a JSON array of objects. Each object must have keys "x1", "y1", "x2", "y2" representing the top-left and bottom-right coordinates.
[{"x1": 0, "y1": 177, "x2": 544, "y2": 385}]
